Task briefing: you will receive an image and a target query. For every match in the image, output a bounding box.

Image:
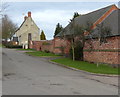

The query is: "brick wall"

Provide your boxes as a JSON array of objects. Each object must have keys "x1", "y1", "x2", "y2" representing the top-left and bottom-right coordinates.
[
  {"x1": 30, "y1": 41, "x2": 42, "y2": 51},
  {"x1": 53, "y1": 37, "x2": 71, "y2": 55},
  {"x1": 29, "y1": 38, "x2": 71, "y2": 55},
  {"x1": 83, "y1": 36, "x2": 120, "y2": 66},
  {"x1": 41, "y1": 40, "x2": 54, "y2": 52},
  {"x1": 29, "y1": 36, "x2": 120, "y2": 66},
  {"x1": 29, "y1": 40, "x2": 54, "y2": 52}
]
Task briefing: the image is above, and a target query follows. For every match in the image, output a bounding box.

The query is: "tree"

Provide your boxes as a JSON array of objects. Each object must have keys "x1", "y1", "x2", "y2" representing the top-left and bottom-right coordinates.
[
  {"x1": 0, "y1": 2, "x2": 9, "y2": 17},
  {"x1": 97, "y1": 23, "x2": 111, "y2": 45},
  {"x1": 54, "y1": 23, "x2": 63, "y2": 37},
  {"x1": 2, "y1": 15, "x2": 18, "y2": 41},
  {"x1": 63, "y1": 20, "x2": 93, "y2": 61},
  {"x1": 70, "y1": 12, "x2": 80, "y2": 22},
  {"x1": 96, "y1": 23, "x2": 112, "y2": 67},
  {"x1": 0, "y1": 2, "x2": 9, "y2": 41},
  {"x1": 40, "y1": 30, "x2": 46, "y2": 40},
  {"x1": 65, "y1": 12, "x2": 81, "y2": 61},
  {"x1": 64, "y1": 20, "x2": 85, "y2": 61}
]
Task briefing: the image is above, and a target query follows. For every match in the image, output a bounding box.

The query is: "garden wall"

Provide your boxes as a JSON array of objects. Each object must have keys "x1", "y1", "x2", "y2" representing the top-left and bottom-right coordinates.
[
  {"x1": 53, "y1": 37, "x2": 71, "y2": 55},
  {"x1": 83, "y1": 36, "x2": 120, "y2": 66},
  {"x1": 29, "y1": 36, "x2": 120, "y2": 66},
  {"x1": 29, "y1": 40, "x2": 54, "y2": 52},
  {"x1": 29, "y1": 37, "x2": 71, "y2": 55}
]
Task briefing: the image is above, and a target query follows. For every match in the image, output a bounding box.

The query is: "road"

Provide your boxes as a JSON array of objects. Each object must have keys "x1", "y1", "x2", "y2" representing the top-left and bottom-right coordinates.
[
  {"x1": 0, "y1": 47, "x2": 2, "y2": 96},
  {"x1": 2, "y1": 48, "x2": 118, "y2": 95}
]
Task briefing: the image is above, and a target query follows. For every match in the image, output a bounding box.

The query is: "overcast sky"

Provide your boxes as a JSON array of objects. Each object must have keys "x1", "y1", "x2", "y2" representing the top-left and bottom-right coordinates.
[{"x1": 6, "y1": 1, "x2": 118, "y2": 40}]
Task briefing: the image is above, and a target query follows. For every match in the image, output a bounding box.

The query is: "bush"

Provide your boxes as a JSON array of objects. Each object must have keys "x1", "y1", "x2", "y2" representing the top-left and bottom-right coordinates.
[
  {"x1": 42, "y1": 42, "x2": 50, "y2": 45},
  {"x1": 4, "y1": 42, "x2": 22, "y2": 48},
  {"x1": 6, "y1": 45, "x2": 22, "y2": 48},
  {"x1": 44, "y1": 50, "x2": 50, "y2": 53},
  {"x1": 69, "y1": 41, "x2": 83, "y2": 60}
]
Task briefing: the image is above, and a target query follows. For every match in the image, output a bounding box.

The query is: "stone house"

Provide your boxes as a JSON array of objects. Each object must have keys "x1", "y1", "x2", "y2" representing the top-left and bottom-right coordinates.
[{"x1": 15, "y1": 12, "x2": 40, "y2": 49}]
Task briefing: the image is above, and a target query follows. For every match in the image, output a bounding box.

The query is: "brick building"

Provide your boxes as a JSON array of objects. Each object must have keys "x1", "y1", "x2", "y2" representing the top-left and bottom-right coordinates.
[{"x1": 30, "y1": 4, "x2": 120, "y2": 66}]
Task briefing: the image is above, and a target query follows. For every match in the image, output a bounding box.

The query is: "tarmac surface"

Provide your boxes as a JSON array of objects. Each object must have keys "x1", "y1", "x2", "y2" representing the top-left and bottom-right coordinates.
[{"x1": 2, "y1": 48, "x2": 118, "y2": 95}]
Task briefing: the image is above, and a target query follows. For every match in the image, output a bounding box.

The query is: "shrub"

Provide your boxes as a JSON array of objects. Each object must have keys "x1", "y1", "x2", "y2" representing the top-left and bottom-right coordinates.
[
  {"x1": 42, "y1": 42, "x2": 51, "y2": 45},
  {"x1": 44, "y1": 50, "x2": 50, "y2": 53},
  {"x1": 6, "y1": 45, "x2": 22, "y2": 48},
  {"x1": 4, "y1": 42, "x2": 22, "y2": 48},
  {"x1": 69, "y1": 41, "x2": 83, "y2": 60}
]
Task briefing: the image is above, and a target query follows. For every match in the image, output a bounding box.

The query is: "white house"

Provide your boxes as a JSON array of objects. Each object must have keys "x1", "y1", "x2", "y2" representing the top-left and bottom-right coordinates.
[{"x1": 15, "y1": 12, "x2": 40, "y2": 49}]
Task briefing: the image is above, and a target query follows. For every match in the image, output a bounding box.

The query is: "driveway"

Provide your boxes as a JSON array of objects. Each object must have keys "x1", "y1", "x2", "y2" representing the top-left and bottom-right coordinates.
[{"x1": 2, "y1": 48, "x2": 118, "y2": 95}]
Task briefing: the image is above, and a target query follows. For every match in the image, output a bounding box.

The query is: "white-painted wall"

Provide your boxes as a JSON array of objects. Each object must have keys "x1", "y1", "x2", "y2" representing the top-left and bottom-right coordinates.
[{"x1": 16, "y1": 15, "x2": 40, "y2": 49}]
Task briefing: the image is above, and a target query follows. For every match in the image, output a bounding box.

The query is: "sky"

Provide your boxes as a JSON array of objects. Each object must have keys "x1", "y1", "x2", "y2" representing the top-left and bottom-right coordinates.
[{"x1": 4, "y1": 1, "x2": 119, "y2": 40}]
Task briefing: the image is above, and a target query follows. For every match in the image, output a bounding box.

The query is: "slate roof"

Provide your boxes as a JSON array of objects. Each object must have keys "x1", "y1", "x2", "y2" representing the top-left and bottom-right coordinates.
[
  {"x1": 101, "y1": 9, "x2": 120, "y2": 36},
  {"x1": 56, "y1": 4, "x2": 119, "y2": 37},
  {"x1": 15, "y1": 17, "x2": 39, "y2": 33},
  {"x1": 15, "y1": 19, "x2": 26, "y2": 32}
]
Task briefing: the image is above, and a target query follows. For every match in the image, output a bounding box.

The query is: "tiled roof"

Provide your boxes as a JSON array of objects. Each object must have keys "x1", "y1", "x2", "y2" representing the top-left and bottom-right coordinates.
[
  {"x1": 100, "y1": 9, "x2": 120, "y2": 36},
  {"x1": 56, "y1": 4, "x2": 119, "y2": 37}
]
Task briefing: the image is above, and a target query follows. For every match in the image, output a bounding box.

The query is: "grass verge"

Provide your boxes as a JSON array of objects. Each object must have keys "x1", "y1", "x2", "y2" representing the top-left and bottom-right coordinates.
[
  {"x1": 0, "y1": 43, "x2": 5, "y2": 48},
  {"x1": 17, "y1": 49, "x2": 35, "y2": 51},
  {"x1": 51, "y1": 58, "x2": 119, "y2": 75},
  {"x1": 26, "y1": 51, "x2": 60, "y2": 57},
  {"x1": 0, "y1": 44, "x2": 2, "y2": 47}
]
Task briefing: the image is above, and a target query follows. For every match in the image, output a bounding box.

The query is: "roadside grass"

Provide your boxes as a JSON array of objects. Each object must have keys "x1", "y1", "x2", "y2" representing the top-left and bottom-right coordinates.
[
  {"x1": 0, "y1": 43, "x2": 5, "y2": 48},
  {"x1": 0, "y1": 44, "x2": 2, "y2": 47},
  {"x1": 51, "y1": 58, "x2": 119, "y2": 75},
  {"x1": 17, "y1": 49, "x2": 35, "y2": 51},
  {"x1": 26, "y1": 51, "x2": 61, "y2": 57}
]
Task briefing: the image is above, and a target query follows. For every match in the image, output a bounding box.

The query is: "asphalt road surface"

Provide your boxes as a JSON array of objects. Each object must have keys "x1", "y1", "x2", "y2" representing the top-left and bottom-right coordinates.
[
  {"x1": 0, "y1": 47, "x2": 2, "y2": 96},
  {"x1": 2, "y1": 48, "x2": 118, "y2": 95}
]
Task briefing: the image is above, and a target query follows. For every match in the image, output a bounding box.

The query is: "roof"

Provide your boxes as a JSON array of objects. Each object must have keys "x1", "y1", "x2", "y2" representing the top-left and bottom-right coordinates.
[
  {"x1": 56, "y1": 4, "x2": 119, "y2": 37},
  {"x1": 15, "y1": 16, "x2": 39, "y2": 33},
  {"x1": 92, "y1": 9, "x2": 120, "y2": 37},
  {"x1": 15, "y1": 19, "x2": 26, "y2": 33}
]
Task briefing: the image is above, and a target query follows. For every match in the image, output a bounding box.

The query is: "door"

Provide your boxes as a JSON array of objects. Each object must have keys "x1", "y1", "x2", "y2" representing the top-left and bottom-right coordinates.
[{"x1": 28, "y1": 33, "x2": 32, "y2": 49}]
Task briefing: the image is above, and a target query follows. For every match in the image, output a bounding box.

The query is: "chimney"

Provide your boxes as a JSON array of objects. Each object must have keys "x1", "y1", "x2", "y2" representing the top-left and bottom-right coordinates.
[
  {"x1": 24, "y1": 16, "x2": 27, "y2": 20},
  {"x1": 28, "y1": 11, "x2": 31, "y2": 17}
]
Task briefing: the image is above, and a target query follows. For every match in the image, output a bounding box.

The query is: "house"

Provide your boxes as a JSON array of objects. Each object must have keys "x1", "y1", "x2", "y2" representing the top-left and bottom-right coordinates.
[
  {"x1": 55, "y1": 4, "x2": 120, "y2": 67},
  {"x1": 15, "y1": 12, "x2": 40, "y2": 49},
  {"x1": 29, "y1": 4, "x2": 120, "y2": 67}
]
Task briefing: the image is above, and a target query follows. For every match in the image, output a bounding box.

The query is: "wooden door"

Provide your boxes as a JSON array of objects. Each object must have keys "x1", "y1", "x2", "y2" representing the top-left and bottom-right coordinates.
[{"x1": 28, "y1": 33, "x2": 32, "y2": 49}]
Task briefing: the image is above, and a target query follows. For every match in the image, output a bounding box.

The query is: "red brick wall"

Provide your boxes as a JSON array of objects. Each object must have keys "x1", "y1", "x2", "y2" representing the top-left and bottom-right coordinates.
[
  {"x1": 29, "y1": 40, "x2": 54, "y2": 52},
  {"x1": 41, "y1": 40, "x2": 54, "y2": 52},
  {"x1": 53, "y1": 37, "x2": 71, "y2": 54},
  {"x1": 29, "y1": 38, "x2": 71, "y2": 55},
  {"x1": 30, "y1": 41, "x2": 42, "y2": 51},
  {"x1": 29, "y1": 36, "x2": 120, "y2": 65},
  {"x1": 84, "y1": 36, "x2": 120, "y2": 65}
]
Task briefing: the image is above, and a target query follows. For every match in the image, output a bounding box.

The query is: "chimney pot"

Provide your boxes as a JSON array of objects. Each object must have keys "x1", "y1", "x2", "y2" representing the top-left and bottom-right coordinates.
[
  {"x1": 28, "y1": 12, "x2": 31, "y2": 17},
  {"x1": 24, "y1": 16, "x2": 27, "y2": 20}
]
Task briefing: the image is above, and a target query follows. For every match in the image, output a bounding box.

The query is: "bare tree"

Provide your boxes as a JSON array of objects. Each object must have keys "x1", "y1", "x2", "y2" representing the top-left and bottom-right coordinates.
[
  {"x1": 61, "y1": 19, "x2": 94, "y2": 61},
  {"x1": 0, "y1": 2, "x2": 9, "y2": 16},
  {"x1": 2, "y1": 15, "x2": 18, "y2": 41},
  {"x1": 0, "y1": 2, "x2": 10, "y2": 41},
  {"x1": 0, "y1": 2, "x2": 18, "y2": 41},
  {"x1": 96, "y1": 23, "x2": 112, "y2": 67},
  {"x1": 64, "y1": 19, "x2": 85, "y2": 61}
]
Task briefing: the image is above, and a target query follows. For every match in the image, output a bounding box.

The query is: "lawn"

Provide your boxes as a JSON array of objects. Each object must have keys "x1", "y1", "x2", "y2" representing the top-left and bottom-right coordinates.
[
  {"x1": 51, "y1": 58, "x2": 119, "y2": 75},
  {"x1": 0, "y1": 44, "x2": 2, "y2": 47},
  {"x1": 17, "y1": 48, "x2": 35, "y2": 51},
  {"x1": 26, "y1": 51, "x2": 60, "y2": 57}
]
